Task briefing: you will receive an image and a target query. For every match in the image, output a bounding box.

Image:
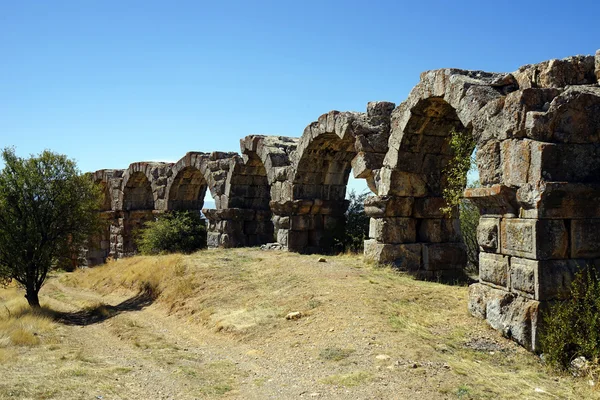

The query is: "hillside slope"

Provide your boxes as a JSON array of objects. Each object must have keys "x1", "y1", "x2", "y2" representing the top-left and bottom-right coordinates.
[{"x1": 0, "y1": 248, "x2": 596, "y2": 399}]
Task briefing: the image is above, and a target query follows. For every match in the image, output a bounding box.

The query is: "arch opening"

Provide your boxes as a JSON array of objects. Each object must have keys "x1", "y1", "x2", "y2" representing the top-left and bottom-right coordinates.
[
  {"x1": 168, "y1": 166, "x2": 208, "y2": 211},
  {"x1": 122, "y1": 171, "x2": 155, "y2": 256},
  {"x1": 123, "y1": 171, "x2": 154, "y2": 211}
]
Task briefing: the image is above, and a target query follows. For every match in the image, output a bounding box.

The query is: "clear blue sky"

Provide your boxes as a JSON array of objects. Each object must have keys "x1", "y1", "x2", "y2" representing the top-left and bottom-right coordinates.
[{"x1": 1, "y1": 0, "x2": 598, "y2": 198}]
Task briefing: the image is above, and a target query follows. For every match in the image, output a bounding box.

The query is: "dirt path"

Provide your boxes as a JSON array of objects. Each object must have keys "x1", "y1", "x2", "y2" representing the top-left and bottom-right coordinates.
[{"x1": 1, "y1": 250, "x2": 596, "y2": 399}]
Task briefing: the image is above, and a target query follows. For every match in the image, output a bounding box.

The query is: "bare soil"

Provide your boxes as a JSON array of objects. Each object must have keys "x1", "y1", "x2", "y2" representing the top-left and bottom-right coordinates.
[{"x1": 0, "y1": 248, "x2": 596, "y2": 399}]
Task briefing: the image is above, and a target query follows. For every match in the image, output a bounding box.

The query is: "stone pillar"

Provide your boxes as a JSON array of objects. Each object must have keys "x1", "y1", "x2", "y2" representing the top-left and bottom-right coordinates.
[
  {"x1": 203, "y1": 208, "x2": 273, "y2": 248},
  {"x1": 363, "y1": 195, "x2": 466, "y2": 280},
  {"x1": 121, "y1": 210, "x2": 158, "y2": 256},
  {"x1": 85, "y1": 211, "x2": 116, "y2": 266},
  {"x1": 270, "y1": 199, "x2": 348, "y2": 253},
  {"x1": 467, "y1": 182, "x2": 600, "y2": 351}
]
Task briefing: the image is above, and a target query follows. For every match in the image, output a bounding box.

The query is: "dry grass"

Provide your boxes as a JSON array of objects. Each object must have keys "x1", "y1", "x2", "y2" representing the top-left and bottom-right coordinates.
[
  {"x1": 0, "y1": 248, "x2": 597, "y2": 398},
  {"x1": 0, "y1": 286, "x2": 56, "y2": 349}
]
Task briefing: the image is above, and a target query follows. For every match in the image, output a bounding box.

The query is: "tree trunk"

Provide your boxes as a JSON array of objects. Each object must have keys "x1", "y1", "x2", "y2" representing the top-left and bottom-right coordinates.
[{"x1": 25, "y1": 288, "x2": 40, "y2": 308}]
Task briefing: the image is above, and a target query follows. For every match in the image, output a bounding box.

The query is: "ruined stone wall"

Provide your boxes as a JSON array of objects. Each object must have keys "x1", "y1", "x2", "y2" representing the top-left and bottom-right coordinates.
[{"x1": 86, "y1": 49, "x2": 600, "y2": 351}]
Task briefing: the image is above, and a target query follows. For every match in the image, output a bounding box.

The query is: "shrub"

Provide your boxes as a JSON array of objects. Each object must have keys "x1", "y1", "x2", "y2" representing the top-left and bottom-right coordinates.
[
  {"x1": 540, "y1": 266, "x2": 600, "y2": 369},
  {"x1": 460, "y1": 180, "x2": 480, "y2": 273},
  {"x1": 335, "y1": 190, "x2": 370, "y2": 253},
  {"x1": 136, "y1": 211, "x2": 207, "y2": 255},
  {"x1": 441, "y1": 129, "x2": 476, "y2": 215}
]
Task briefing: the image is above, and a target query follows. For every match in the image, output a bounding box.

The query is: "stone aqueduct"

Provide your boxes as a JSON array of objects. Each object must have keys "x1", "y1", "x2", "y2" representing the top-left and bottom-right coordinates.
[{"x1": 88, "y1": 51, "x2": 600, "y2": 351}]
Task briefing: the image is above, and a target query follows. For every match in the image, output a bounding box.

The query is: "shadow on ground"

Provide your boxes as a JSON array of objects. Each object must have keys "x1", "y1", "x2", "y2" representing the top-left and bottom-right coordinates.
[{"x1": 54, "y1": 289, "x2": 157, "y2": 326}]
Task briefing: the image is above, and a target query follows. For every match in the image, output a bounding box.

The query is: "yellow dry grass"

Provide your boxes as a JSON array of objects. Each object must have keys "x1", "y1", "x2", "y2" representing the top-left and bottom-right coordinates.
[{"x1": 0, "y1": 248, "x2": 597, "y2": 399}]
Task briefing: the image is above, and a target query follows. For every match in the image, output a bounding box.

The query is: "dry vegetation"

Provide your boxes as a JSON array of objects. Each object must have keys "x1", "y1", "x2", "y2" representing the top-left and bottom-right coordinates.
[{"x1": 0, "y1": 248, "x2": 597, "y2": 399}]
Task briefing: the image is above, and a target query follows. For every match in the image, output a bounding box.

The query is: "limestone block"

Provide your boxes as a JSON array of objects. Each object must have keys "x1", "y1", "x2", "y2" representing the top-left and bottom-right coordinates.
[
  {"x1": 517, "y1": 182, "x2": 600, "y2": 219},
  {"x1": 290, "y1": 215, "x2": 314, "y2": 231},
  {"x1": 464, "y1": 185, "x2": 518, "y2": 217},
  {"x1": 277, "y1": 229, "x2": 289, "y2": 247},
  {"x1": 477, "y1": 217, "x2": 500, "y2": 252},
  {"x1": 528, "y1": 141, "x2": 600, "y2": 184},
  {"x1": 383, "y1": 150, "x2": 425, "y2": 173},
  {"x1": 513, "y1": 55, "x2": 596, "y2": 89},
  {"x1": 272, "y1": 216, "x2": 290, "y2": 230},
  {"x1": 500, "y1": 218, "x2": 568, "y2": 260},
  {"x1": 367, "y1": 101, "x2": 395, "y2": 118},
  {"x1": 510, "y1": 257, "x2": 588, "y2": 301},
  {"x1": 413, "y1": 197, "x2": 452, "y2": 218},
  {"x1": 500, "y1": 139, "x2": 531, "y2": 187},
  {"x1": 287, "y1": 230, "x2": 308, "y2": 252},
  {"x1": 476, "y1": 140, "x2": 502, "y2": 185},
  {"x1": 417, "y1": 218, "x2": 461, "y2": 243},
  {"x1": 363, "y1": 239, "x2": 422, "y2": 270},
  {"x1": 378, "y1": 168, "x2": 428, "y2": 197},
  {"x1": 510, "y1": 257, "x2": 536, "y2": 297},
  {"x1": 363, "y1": 196, "x2": 414, "y2": 218},
  {"x1": 479, "y1": 252, "x2": 509, "y2": 288},
  {"x1": 468, "y1": 283, "x2": 541, "y2": 351},
  {"x1": 571, "y1": 219, "x2": 600, "y2": 258},
  {"x1": 491, "y1": 89, "x2": 561, "y2": 140},
  {"x1": 422, "y1": 243, "x2": 467, "y2": 271},
  {"x1": 596, "y1": 49, "x2": 600, "y2": 82},
  {"x1": 369, "y1": 217, "x2": 416, "y2": 244},
  {"x1": 207, "y1": 232, "x2": 221, "y2": 248},
  {"x1": 525, "y1": 86, "x2": 600, "y2": 144}
]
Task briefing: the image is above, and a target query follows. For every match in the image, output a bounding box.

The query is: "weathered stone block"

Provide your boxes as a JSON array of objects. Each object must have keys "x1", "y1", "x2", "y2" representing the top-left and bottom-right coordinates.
[
  {"x1": 510, "y1": 257, "x2": 536, "y2": 297},
  {"x1": 525, "y1": 86, "x2": 600, "y2": 144},
  {"x1": 513, "y1": 55, "x2": 596, "y2": 89},
  {"x1": 276, "y1": 229, "x2": 288, "y2": 247},
  {"x1": 378, "y1": 168, "x2": 428, "y2": 197},
  {"x1": 464, "y1": 185, "x2": 518, "y2": 217},
  {"x1": 417, "y1": 218, "x2": 461, "y2": 243},
  {"x1": 207, "y1": 232, "x2": 221, "y2": 248},
  {"x1": 422, "y1": 243, "x2": 467, "y2": 271},
  {"x1": 479, "y1": 252, "x2": 509, "y2": 288},
  {"x1": 363, "y1": 239, "x2": 422, "y2": 269},
  {"x1": 413, "y1": 197, "x2": 453, "y2": 218},
  {"x1": 477, "y1": 217, "x2": 500, "y2": 251},
  {"x1": 571, "y1": 219, "x2": 600, "y2": 258},
  {"x1": 510, "y1": 257, "x2": 590, "y2": 301},
  {"x1": 290, "y1": 215, "x2": 312, "y2": 231},
  {"x1": 517, "y1": 183, "x2": 600, "y2": 219},
  {"x1": 468, "y1": 283, "x2": 541, "y2": 351},
  {"x1": 369, "y1": 217, "x2": 416, "y2": 244},
  {"x1": 527, "y1": 142, "x2": 600, "y2": 184},
  {"x1": 500, "y1": 218, "x2": 568, "y2": 260},
  {"x1": 363, "y1": 196, "x2": 414, "y2": 218},
  {"x1": 287, "y1": 230, "x2": 309, "y2": 251},
  {"x1": 596, "y1": 49, "x2": 600, "y2": 82},
  {"x1": 501, "y1": 139, "x2": 531, "y2": 187}
]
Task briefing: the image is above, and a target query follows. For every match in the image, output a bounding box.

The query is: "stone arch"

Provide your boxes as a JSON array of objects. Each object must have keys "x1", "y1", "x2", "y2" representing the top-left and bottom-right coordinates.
[
  {"x1": 119, "y1": 162, "x2": 171, "y2": 256},
  {"x1": 122, "y1": 171, "x2": 154, "y2": 211},
  {"x1": 165, "y1": 152, "x2": 211, "y2": 212},
  {"x1": 274, "y1": 103, "x2": 395, "y2": 253},
  {"x1": 85, "y1": 169, "x2": 124, "y2": 265},
  {"x1": 368, "y1": 69, "x2": 510, "y2": 279}
]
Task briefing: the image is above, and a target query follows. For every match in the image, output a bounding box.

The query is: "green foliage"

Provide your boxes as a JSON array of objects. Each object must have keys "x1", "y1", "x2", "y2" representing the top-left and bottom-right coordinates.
[
  {"x1": 0, "y1": 147, "x2": 101, "y2": 307},
  {"x1": 460, "y1": 180, "x2": 481, "y2": 272},
  {"x1": 541, "y1": 267, "x2": 600, "y2": 369},
  {"x1": 441, "y1": 129, "x2": 476, "y2": 215},
  {"x1": 334, "y1": 190, "x2": 370, "y2": 253},
  {"x1": 136, "y1": 211, "x2": 207, "y2": 255}
]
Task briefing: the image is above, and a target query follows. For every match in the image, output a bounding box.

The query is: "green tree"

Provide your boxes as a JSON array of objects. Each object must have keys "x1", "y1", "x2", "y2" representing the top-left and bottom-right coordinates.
[
  {"x1": 333, "y1": 190, "x2": 370, "y2": 253},
  {"x1": 0, "y1": 148, "x2": 100, "y2": 308},
  {"x1": 136, "y1": 210, "x2": 207, "y2": 255}
]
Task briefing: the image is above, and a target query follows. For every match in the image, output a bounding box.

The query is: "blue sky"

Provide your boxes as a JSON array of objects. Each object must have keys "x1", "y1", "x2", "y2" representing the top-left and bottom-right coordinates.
[{"x1": 1, "y1": 0, "x2": 599, "y2": 199}]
